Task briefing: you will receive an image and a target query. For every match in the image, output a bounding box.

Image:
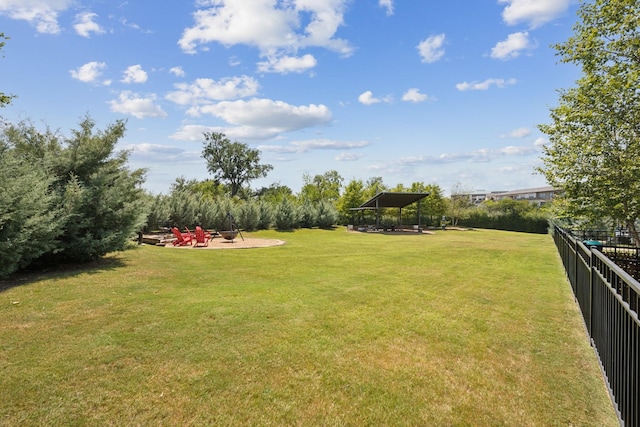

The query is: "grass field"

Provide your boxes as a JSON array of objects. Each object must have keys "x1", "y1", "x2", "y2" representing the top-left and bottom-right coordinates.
[{"x1": 0, "y1": 228, "x2": 618, "y2": 426}]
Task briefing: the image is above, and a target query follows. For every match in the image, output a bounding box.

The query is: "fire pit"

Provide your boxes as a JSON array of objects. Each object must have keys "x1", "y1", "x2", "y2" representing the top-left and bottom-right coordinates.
[
  {"x1": 217, "y1": 212, "x2": 244, "y2": 243},
  {"x1": 219, "y1": 230, "x2": 239, "y2": 241}
]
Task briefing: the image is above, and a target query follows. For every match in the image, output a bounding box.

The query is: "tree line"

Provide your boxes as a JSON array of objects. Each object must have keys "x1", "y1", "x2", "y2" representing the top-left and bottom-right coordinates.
[{"x1": 1, "y1": 113, "x2": 549, "y2": 278}]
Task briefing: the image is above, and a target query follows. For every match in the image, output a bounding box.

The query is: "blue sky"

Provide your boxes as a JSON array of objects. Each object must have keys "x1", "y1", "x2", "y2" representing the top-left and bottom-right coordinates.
[{"x1": 0, "y1": 0, "x2": 581, "y2": 195}]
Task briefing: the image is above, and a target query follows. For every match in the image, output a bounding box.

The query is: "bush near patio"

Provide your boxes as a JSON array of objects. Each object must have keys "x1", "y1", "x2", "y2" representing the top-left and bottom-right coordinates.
[
  {"x1": 0, "y1": 117, "x2": 149, "y2": 278},
  {"x1": 146, "y1": 186, "x2": 339, "y2": 232}
]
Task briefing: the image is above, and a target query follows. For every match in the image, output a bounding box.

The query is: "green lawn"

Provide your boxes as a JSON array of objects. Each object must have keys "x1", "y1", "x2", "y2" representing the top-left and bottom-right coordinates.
[{"x1": 0, "y1": 228, "x2": 618, "y2": 426}]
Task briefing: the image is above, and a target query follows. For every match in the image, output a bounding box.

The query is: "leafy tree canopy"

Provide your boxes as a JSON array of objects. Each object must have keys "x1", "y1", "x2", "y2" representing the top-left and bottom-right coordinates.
[
  {"x1": 364, "y1": 177, "x2": 387, "y2": 199},
  {"x1": 336, "y1": 178, "x2": 365, "y2": 223},
  {"x1": 254, "y1": 182, "x2": 293, "y2": 203},
  {"x1": 538, "y1": 0, "x2": 640, "y2": 245},
  {"x1": 171, "y1": 176, "x2": 227, "y2": 200},
  {"x1": 298, "y1": 170, "x2": 343, "y2": 203},
  {"x1": 201, "y1": 132, "x2": 273, "y2": 198},
  {"x1": 0, "y1": 33, "x2": 16, "y2": 108}
]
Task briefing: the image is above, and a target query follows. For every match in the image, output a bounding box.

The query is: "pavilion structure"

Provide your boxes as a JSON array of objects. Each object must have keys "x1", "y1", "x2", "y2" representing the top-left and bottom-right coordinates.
[{"x1": 350, "y1": 191, "x2": 430, "y2": 231}]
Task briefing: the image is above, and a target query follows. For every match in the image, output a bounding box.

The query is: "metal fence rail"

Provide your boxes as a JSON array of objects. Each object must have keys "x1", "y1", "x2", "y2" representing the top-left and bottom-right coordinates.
[{"x1": 553, "y1": 225, "x2": 639, "y2": 426}]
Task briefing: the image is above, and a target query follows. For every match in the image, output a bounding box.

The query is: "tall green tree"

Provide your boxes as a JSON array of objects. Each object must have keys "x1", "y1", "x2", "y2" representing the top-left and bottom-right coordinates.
[
  {"x1": 421, "y1": 183, "x2": 447, "y2": 225},
  {"x1": 337, "y1": 178, "x2": 365, "y2": 224},
  {"x1": 298, "y1": 170, "x2": 343, "y2": 203},
  {"x1": 402, "y1": 182, "x2": 446, "y2": 226},
  {"x1": 170, "y1": 177, "x2": 227, "y2": 200},
  {"x1": 201, "y1": 132, "x2": 273, "y2": 198},
  {"x1": 483, "y1": 198, "x2": 535, "y2": 217},
  {"x1": 447, "y1": 182, "x2": 474, "y2": 227},
  {"x1": 538, "y1": 0, "x2": 640, "y2": 245},
  {"x1": 364, "y1": 177, "x2": 387, "y2": 199},
  {"x1": 0, "y1": 33, "x2": 15, "y2": 108},
  {"x1": 254, "y1": 182, "x2": 294, "y2": 203}
]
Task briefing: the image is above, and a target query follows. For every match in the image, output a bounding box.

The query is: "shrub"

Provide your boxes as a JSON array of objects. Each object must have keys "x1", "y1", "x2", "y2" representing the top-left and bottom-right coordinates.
[
  {"x1": 274, "y1": 198, "x2": 299, "y2": 230},
  {"x1": 167, "y1": 190, "x2": 199, "y2": 230},
  {"x1": 0, "y1": 145, "x2": 64, "y2": 277},
  {"x1": 2, "y1": 117, "x2": 149, "y2": 266},
  {"x1": 257, "y1": 200, "x2": 274, "y2": 230},
  {"x1": 297, "y1": 201, "x2": 317, "y2": 228},
  {"x1": 237, "y1": 199, "x2": 260, "y2": 231},
  {"x1": 145, "y1": 193, "x2": 170, "y2": 231},
  {"x1": 316, "y1": 200, "x2": 338, "y2": 229},
  {"x1": 460, "y1": 210, "x2": 549, "y2": 234}
]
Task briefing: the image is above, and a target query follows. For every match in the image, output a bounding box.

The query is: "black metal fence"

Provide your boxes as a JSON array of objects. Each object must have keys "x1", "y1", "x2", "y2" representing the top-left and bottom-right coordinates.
[
  {"x1": 569, "y1": 228, "x2": 633, "y2": 246},
  {"x1": 553, "y1": 225, "x2": 639, "y2": 426}
]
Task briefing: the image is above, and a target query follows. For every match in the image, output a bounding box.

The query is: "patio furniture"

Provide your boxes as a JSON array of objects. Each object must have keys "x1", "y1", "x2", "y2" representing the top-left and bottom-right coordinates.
[
  {"x1": 194, "y1": 226, "x2": 211, "y2": 247},
  {"x1": 171, "y1": 227, "x2": 193, "y2": 246}
]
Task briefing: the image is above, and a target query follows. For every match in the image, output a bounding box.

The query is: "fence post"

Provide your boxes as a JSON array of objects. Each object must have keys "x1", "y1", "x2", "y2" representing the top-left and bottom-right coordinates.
[{"x1": 588, "y1": 247, "x2": 595, "y2": 335}]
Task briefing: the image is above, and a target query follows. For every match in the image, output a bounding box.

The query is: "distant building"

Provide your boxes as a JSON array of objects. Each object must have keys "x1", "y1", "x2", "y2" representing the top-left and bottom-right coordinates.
[
  {"x1": 456, "y1": 186, "x2": 561, "y2": 206},
  {"x1": 464, "y1": 192, "x2": 491, "y2": 205},
  {"x1": 488, "y1": 186, "x2": 560, "y2": 206}
]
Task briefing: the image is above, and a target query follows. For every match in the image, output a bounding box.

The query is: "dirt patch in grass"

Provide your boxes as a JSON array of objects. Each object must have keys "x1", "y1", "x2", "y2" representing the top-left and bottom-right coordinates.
[{"x1": 163, "y1": 237, "x2": 285, "y2": 249}]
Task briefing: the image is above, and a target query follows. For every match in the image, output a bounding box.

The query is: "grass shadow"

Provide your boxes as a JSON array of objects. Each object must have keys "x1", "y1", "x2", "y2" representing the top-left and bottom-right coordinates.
[{"x1": 0, "y1": 256, "x2": 127, "y2": 293}]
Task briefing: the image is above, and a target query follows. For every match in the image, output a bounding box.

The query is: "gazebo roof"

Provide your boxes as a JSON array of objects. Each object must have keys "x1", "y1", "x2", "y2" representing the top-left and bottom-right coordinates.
[{"x1": 354, "y1": 191, "x2": 430, "y2": 210}]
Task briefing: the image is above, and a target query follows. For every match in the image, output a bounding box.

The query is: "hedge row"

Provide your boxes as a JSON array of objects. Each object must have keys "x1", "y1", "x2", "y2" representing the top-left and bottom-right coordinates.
[{"x1": 459, "y1": 211, "x2": 549, "y2": 234}]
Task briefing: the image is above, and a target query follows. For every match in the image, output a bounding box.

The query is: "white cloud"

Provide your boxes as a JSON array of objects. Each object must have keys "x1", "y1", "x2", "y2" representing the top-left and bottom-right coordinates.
[
  {"x1": 169, "y1": 66, "x2": 185, "y2": 77},
  {"x1": 129, "y1": 143, "x2": 183, "y2": 156},
  {"x1": 74, "y1": 12, "x2": 104, "y2": 38},
  {"x1": 534, "y1": 137, "x2": 547, "y2": 147},
  {"x1": 379, "y1": 0, "x2": 394, "y2": 16},
  {"x1": 108, "y1": 91, "x2": 167, "y2": 119},
  {"x1": 498, "y1": 145, "x2": 537, "y2": 156},
  {"x1": 193, "y1": 98, "x2": 331, "y2": 127},
  {"x1": 166, "y1": 76, "x2": 259, "y2": 105},
  {"x1": 257, "y1": 54, "x2": 317, "y2": 74},
  {"x1": 417, "y1": 34, "x2": 446, "y2": 63},
  {"x1": 183, "y1": 98, "x2": 332, "y2": 140},
  {"x1": 371, "y1": 142, "x2": 540, "y2": 174},
  {"x1": 456, "y1": 78, "x2": 517, "y2": 91},
  {"x1": 126, "y1": 143, "x2": 193, "y2": 163},
  {"x1": 121, "y1": 65, "x2": 148, "y2": 84},
  {"x1": 259, "y1": 139, "x2": 369, "y2": 154},
  {"x1": 501, "y1": 127, "x2": 531, "y2": 138},
  {"x1": 498, "y1": 0, "x2": 571, "y2": 28},
  {"x1": 0, "y1": 0, "x2": 74, "y2": 34},
  {"x1": 491, "y1": 32, "x2": 535, "y2": 60},
  {"x1": 169, "y1": 124, "x2": 223, "y2": 141},
  {"x1": 358, "y1": 90, "x2": 381, "y2": 105},
  {"x1": 336, "y1": 152, "x2": 365, "y2": 161},
  {"x1": 178, "y1": 0, "x2": 353, "y2": 58},
  {"x1": 70, "y1": 61, "x2": 106, "y2": 83},
  {"x1": 402, "y1": 88, "x2": 429, "y2": 103}
]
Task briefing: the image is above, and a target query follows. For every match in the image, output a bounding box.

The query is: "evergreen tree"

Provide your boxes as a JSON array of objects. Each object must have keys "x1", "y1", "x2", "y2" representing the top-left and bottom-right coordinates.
[
  {"x1": 0, "y1": 143, "x2": 63, "y2": 277},
  {"x1": 3, "y1": 117, "x2": 149, "y2": 264}
]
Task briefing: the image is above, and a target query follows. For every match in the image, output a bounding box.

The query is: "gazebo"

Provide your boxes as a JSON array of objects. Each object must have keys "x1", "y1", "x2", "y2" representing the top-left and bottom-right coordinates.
[{"x1": 350, "y1": 191, "x2": 430, "y2": 231}]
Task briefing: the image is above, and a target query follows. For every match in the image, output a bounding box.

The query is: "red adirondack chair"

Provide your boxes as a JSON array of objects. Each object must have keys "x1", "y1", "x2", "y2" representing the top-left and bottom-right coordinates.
[
  {"x1": 194, "y1": 226, "x2": 211, "y2": 247},
  {"x1": 184, "y1": 227, "x2": 196, "y2": 242},
  {"x1": 171, "y1": 227, "x2": 193, "y2": 246}
]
